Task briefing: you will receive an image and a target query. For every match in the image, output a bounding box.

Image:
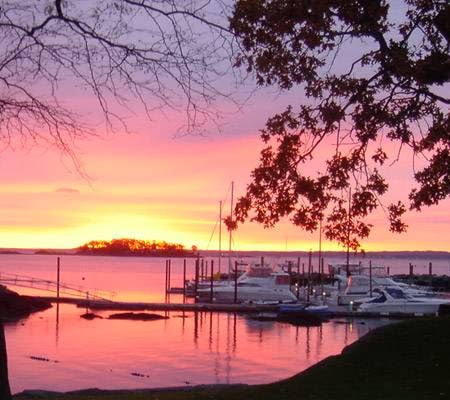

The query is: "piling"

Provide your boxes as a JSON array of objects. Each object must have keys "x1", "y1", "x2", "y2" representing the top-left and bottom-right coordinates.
[
  {"x1": 234, "y1": 261, "x2": 238, "y2": 304},
  {"x1": 56, "y1": 257, "x2": 60, "y2": 323},
  {"x1": 210, "y1": 260, "x2": 214, "y2": 303},
  {"x1": 56, "y1": 257, "x2": 60, "y2": 302},
  {"x1": 288, "y1": 261, "x2": 292, "y2": 291},
  {"x1": 369, "y1": 260, "x2": 373, "y2": 297},
  {"x1": 320, "y1": 257, "x2": 324, "y2": 301},
  {"x1": 168, "y1": 259, "x2": 171, "y2": 293},
  {"x1": 409, "y1": 263, "x2": 414, "y2": 278},
  {"x1": 164, "y1": 259, "x2": 171, "y2": 303},
  {"x1": 183, "y1": 259, "x2": 187, "y2": 304},
  {"x1": 194, "y1": 256, "x2": 200, "y2": 303},
  {"x1": 429, "y1": 262, "x2": 433, "y2": 276},
  {"x1": 318, "y1": 256, "x2": 322, "y2": 294},
  {"x1": 307, "y1": 250, "x2": 312, "y2": 303},
  {"x1": 165, "y1": 260, "x2": 168, "y2": 294}
]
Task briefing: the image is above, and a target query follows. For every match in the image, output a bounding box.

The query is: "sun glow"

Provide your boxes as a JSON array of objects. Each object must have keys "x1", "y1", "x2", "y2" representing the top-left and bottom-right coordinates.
[{"x1": 0, "y1": 109, "x2": 449, "y2": 252}]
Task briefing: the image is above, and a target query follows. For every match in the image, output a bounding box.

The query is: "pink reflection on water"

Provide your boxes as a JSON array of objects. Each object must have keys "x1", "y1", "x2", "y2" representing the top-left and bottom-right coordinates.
[
  {"x1": 1, "y1": 254, "x2": 393, "y2": 394},
  {"x1": 5, "y1": 303, "x2": 386, "y2": 394}
]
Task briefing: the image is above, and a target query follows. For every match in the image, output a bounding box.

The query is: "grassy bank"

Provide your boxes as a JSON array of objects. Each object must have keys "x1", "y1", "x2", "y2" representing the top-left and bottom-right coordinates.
[{"x1": 15, "y1": 317, "x2": 450, "y2": 400}]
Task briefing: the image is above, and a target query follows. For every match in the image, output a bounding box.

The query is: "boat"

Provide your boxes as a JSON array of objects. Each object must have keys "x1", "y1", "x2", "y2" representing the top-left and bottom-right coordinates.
[
  {"x1": 197, "y1": 263, "x2": 298, "y2": 304},
  {"x1": 336, "y1": 273, "x2": 434, "y2": 305},
  {"x1": 356, "y1": 287, "x2": 450, "y2": 316},
  {"x1": 328, "y1": 262, "x2": 388, "y2": 277},
  {"x1": 276, "y1": 304, "x2": 329, "y2": 326}
]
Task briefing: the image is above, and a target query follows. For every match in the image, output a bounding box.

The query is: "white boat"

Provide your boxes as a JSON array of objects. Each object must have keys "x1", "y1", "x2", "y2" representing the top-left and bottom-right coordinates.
[
  {"x1": 336, "y1": 272, "x2": 433, "y2": 305},
  {"x1": 328, "y1": 262, "x2": 388, "y2": 279},
  {"x1": 197, "y1": 263, "x2": 297, "y2": 304},
  {"x1": 357, "y1": 287, "x2": 450, "y2": 315}
]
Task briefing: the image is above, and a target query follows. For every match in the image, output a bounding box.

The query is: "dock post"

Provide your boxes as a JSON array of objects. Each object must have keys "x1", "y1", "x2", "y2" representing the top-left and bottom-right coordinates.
[
  {"x1": 369, "y1": 260, "x2": 373, "y2": 297},
  {"x1": 409, "y1": 263, "x2": 414, "y2": 280},
  {"x1": 164, "y1": 260, "x2": 168, "y2": 303},
  {"x1": 165, "y1": 260, "x2": 168, "y2": 293},
  {"x1": 261, "y1": 256, "x2": 264, "y2": 266},
  {"x1": 234, "y1": 261, "x2": 238, "y2": 304},
  {"x1": 320, "y1": 257, "x2": 324, "y2": 302},
  {"x1": 56, "y1": 257, "x2": 60, "y2": 323},
  {"x1": 201, "y1": 258, "x2": 204, "y2": 281},
  {"x1": 288, "y1": 261, "x2": 292, "y2": 291},
  {"x1": 194, "y1": 256, "x2": 199, "y2": 303},
  {"x1": 307, "y1": 251, "x2": 312, "y2": 303},
  {"x1": 210, "y1": 260, "x2": 214, "y2": 303},
  {"x1": 168, "y1": 259, "x2": 171, "y2": 297},
  {"x1": 429, "y1": 262, "x2": 433, "y2": 276},
  {"x1": 183, "y1": 259, "x2": 186, "y2": 304},
  {"x1": 56, "y1": 257, "x2": 60, "y2": 302}
]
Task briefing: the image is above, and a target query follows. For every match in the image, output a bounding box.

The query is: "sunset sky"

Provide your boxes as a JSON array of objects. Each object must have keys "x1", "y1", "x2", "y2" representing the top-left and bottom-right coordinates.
[
  {"x1": 0, "y1": 2, "x2": 448, "y2": 253},
  {"x1": 0, "y1": 83, "x2": 448, "y2": 253}
]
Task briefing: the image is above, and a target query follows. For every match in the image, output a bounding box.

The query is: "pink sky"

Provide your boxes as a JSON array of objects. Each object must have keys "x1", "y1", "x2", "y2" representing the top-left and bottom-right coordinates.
[{"x1": 0, "y1": 89, "x2": 449, "y2": 252}]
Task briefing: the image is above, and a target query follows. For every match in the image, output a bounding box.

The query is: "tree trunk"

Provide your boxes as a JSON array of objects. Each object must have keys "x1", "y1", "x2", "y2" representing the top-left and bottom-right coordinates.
[{"x1": 0, "y1": 322, "x2": 12, "y2": 400}]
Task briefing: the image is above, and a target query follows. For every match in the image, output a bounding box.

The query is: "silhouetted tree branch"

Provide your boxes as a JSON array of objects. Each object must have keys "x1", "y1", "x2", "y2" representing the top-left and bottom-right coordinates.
[
  {"x1": 0, "y1": 0, "x2": 237, "y2": 171},
  {"x1": 229, "y1": 0, "x2": 449, "y2": 250},
  {"x1": 0, "y1": 0, "x2": 237, "y2": 392}
]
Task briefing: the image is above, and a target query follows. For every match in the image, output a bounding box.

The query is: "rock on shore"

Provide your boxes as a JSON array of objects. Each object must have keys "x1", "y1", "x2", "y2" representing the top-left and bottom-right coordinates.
[{"x1": 0, "y1": 285, "x2": 52, "y2": 320}]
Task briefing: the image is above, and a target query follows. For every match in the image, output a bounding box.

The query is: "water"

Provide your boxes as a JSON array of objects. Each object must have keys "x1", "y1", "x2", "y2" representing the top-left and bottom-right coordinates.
[{"x1": 1, "y1": 253, "x2": 448, "y2": 394}]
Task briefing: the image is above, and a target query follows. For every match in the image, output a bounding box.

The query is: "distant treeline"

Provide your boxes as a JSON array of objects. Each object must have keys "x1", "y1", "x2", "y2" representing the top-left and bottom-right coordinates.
[{"x1": 76, "y1": 238, "x2": 195, "y2": 257}]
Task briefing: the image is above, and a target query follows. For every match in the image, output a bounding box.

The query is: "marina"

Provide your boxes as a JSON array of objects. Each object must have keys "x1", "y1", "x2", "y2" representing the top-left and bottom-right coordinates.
[{"x1": 1, "y1": 252, "x2": 450, "y2": 394}]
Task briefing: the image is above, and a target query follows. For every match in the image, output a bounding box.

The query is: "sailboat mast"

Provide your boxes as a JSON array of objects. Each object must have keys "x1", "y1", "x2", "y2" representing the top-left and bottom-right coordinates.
[
  {"x1": 218, "y1": 200, "x2": 222, "y2": 276},
  {"x1": 346, "y1": 187, "x2": 351, "y2": 277},
  {"x1": 228, "y1": 181, "x2": 234, "y2": 275}
]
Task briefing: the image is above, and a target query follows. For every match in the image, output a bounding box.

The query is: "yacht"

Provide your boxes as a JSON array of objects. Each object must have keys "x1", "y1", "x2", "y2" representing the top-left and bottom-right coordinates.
[
  {"x1": 197, "y1": 263, "x2": 298, "y2": 304},
  {"x1": 335, "y1": 270, "x2": 433, "y2": 305},
  {"x1": 356, "y1": 287, "x2": 450, "y2": 315}
]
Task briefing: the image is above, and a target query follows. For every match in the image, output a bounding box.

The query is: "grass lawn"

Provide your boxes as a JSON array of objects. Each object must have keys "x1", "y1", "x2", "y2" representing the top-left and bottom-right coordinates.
[{"x1": 14, "y1": 317, "x2": 450, "y2": 400}]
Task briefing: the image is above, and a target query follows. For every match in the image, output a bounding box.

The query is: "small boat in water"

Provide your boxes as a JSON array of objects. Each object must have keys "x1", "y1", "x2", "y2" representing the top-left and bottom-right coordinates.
[
  {"x1": 356, "y1": 287, "x2": 450, "y2": 316},
  {"x1": 276, "y1": 304, "x2": 330, "y2": 326}
]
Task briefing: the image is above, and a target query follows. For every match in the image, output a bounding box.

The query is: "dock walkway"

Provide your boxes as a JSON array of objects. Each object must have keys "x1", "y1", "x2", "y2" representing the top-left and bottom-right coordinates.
[
  {"x1": 34, "y1": 296, "x2": 282, "y2": 313},
  {"x1": 31, "y1": 295, "x2": 438, "y2": 318}
]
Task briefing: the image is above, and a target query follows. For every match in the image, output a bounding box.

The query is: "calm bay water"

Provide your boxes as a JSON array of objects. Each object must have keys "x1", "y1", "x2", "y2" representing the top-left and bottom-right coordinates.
[{"x1": 1, "y1": 253, "x2": 448, "y2": 394}]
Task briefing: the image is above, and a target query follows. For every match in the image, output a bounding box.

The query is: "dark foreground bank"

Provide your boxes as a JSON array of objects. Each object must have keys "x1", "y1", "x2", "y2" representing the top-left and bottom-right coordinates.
[{"x1": 14, "y1": 316, "x2": 450, "y2": 400}]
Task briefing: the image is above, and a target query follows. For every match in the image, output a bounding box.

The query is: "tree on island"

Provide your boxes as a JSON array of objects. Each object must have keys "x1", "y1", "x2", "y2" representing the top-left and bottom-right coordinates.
[
  {"x1": 76, "y1": 238, "x2": 191, "y2": 256},
  {"x1": 229, "y1": 0, "x2": 449, "y2": 251}
]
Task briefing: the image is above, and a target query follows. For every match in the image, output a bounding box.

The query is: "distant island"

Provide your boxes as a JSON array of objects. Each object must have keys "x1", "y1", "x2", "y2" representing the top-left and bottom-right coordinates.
[{"x1": 75, "y1": 238, "x2": 196, "y2": 257}]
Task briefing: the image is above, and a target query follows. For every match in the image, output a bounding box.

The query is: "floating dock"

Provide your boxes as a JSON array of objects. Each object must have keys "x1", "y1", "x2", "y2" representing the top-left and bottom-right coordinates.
[{"x1": 31, "y1": 295, "x2": 447, "y2": 318}]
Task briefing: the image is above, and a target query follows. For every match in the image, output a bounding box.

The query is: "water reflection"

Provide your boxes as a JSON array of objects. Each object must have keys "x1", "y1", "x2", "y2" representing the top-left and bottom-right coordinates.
[{"x1": 6, "y1": 305, "x2": 392, "y2": 394}]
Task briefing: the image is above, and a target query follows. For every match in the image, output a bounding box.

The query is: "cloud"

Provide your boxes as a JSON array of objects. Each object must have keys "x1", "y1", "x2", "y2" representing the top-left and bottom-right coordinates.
[{"x1": 54, "y1": 187, "x2": 80, "y2": 194}]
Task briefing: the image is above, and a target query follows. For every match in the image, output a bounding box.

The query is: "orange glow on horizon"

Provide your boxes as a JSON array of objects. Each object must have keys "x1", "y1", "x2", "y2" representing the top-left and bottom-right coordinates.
[{"x1": 0, "y1": 103, "x2": 449, "y2": 252}]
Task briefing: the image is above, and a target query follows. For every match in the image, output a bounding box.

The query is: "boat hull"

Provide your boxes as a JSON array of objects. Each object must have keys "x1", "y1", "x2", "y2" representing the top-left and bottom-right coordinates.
[{"x1": 198, "y1": 287, "x2": 297, "y2": 304}]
